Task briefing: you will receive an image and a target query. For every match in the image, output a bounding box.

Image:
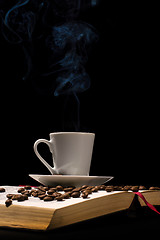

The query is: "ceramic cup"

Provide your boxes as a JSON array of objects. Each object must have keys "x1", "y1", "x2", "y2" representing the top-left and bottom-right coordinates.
[{"x1": 33, "y1": 132, "x2": 95, "y2": 175}]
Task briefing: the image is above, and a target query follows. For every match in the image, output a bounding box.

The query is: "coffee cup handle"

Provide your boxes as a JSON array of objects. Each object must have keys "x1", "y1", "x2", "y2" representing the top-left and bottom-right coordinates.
[{"x1": 33, "y1": 139, "x2": 57, "y2": 175}]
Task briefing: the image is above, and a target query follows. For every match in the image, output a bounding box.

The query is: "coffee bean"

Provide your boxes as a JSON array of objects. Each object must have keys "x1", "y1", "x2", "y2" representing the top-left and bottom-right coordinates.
[
  {"x1": 95, "y1": 186, "x2": 100, "y2": 191},
  {"x1": 130, "y1": 186, "x2": 139, "y2": 192},
  {"x1": 105, "y1": 186, "x2": 113, "y2": 192},
  {"x1": 96, "y1": 185, "x2": 102, "y2": 190},
  {"x1": 6, "y1": 194, "x2": 13, "y2": 199},
  {"x1": 30, "y1": 189, "x2": 37, "y2": 193},
  {"x1": 99, "y1": 185, "x2": 106, "y2": 190},
  {"x1": 43, "y1": 186, "x2": 49, "y2": 191},
  {"x1": 52, "y1": 192, "x2": 62, "y2": 198},
  {"x1": 22, "y1": 194, "x2": 28, "y2": 200},
  {"x1": 38, "y1": 194, "x2": 47, "y2": 200},
  {"x1": 17, "y1": 188, "x2": 25, "y2": 193},
  {"x1": 47, "y1": 189, "x2": 56, "y2": 195},
  {"x1": 123, "y1": 186, "x2": 132, "y2": 191},
  {"x1": 71, "y1": 192, "x2": 80, "y2": 198},
  {"x1": 139, "y1": 186, "x2": 147, "y2": 190},
  {"x1": 55, "y1": 195, "x2": 64, "y2": 201},
  {"x1": 56, "y1": 185, "x2": 64, "y2": 191},
  {"x1": 17, "y1": 195, "x2": 25, "y2": 202},
  {"x1": 37, "y1": 190, "x2": 46, "y2": 196},
  {"x1": 86, "y1": 186, "x2": 93, "y2": 190},
  {"x1": 114, "y1": 186, "x2": 123, "y2": 191},
  {"x1": 43, "y1": 196, "x2": 54, "y2": 201},
  {"x1": 36, "y1": 186, "x2": 46, "y2": 192},
  {"x1": 12, "y1": 194, "x2": 20, "y2": 200},
  {"x1": 92, "y1": 187, "x2": 98, "y2": 192},
  {"x1": 31, "y1": 192, "x2": 38, "y2": 197},
  {"x1": 21, "y1": 190, "x2": 31, "y2": 196},
  {"x1": 71, "y1": 187, "x2": 81, "y2": 193},
  {"x1": 64, "y1": 187, "x2": 75, "y2": 192},
  {"x1": 50, "y1": 187, "x2": 57, "y2": 191},
  {"x1": 81, "y1": 185, "x2": 88, "y2": 190},
  {"x1": 62, "y1": 193, "x2": 71, "y2": 199},
  {"x1": 0, "y1": 187, "x2": 5, "y2": 193},
  {"x1": 5, "y1": 199, "x2": 12, "y2": 207},
  {"x1": 81, "y1": 192, "x2": 89, "y2": 198},
  {"x1": 83, "y1": 189, "x2": 92, "y2": 194},
  {"x1": 112, "y1": 186, "x2": 118, "y2": 191},
  {"x1": 149, "y1": 186, "x2": 160, "y2": 190}
]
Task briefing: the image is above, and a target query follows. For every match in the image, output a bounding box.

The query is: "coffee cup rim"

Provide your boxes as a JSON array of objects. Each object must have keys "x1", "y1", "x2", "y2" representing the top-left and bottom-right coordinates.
[{"x1": 49, "y1": 132, "x2": 95, "y2": 136}]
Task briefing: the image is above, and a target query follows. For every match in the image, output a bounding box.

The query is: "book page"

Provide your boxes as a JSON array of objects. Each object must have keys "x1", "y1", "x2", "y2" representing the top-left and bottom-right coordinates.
[{"x1": 0, "y1": 186, "x2": 125, "y2": 210}]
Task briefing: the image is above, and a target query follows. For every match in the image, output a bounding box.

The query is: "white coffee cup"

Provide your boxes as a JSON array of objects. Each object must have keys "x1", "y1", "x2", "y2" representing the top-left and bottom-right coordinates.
[{"x1": 33, "y1": 132, "x2": 95, "y2": 175}]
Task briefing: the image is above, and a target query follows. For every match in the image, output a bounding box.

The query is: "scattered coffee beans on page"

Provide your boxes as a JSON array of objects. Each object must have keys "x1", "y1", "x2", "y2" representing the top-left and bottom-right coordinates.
[{"x1": 1, "y1": 185, "x2": 160, "y2": 207}]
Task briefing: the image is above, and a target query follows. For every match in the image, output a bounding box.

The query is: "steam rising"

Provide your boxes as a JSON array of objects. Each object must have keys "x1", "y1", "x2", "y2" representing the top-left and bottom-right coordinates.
[
  {"x1": 46, "y1": 22, "x2": 98, "y2": 96},
  {"x1": 0, "y1": 0, "x2": 98, "y2": 129}
]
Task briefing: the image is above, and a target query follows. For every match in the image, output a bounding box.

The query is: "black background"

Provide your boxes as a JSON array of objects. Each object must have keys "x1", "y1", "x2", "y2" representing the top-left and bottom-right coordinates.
[{"x1": 0, "y1": 1, "x2": 159, "y2": 187}]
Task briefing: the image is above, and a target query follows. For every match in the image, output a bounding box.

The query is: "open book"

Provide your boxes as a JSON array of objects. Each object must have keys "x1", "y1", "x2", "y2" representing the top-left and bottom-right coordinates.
[{"x1": 0, "y1": 186, "x2": 159, "y2": 231}]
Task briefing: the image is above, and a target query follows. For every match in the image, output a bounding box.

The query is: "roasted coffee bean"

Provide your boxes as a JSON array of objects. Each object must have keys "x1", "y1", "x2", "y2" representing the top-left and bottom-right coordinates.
[
  {"x1": 24, "y1": 185, "x2": 32, "y2": 190},
  {"x1": 81, "y1": 187, "x2": 92, "y2": 194},
  {"x1": 47, "y1": 189, "x2": 56, "y2": 195},
  {"x1": 36, "y1": 185, "x2": 44, "y2": 190},
  {"x1": 55, "y1": 195, "x2": 64, "y2": 201},
  {"x1": 71, "y1": 191, "x2": 80, "y2": 198},
  {"x1": 31, "y1": 192, "x2": 38, "y2": 197},
  {"x1": 92, "y1": 187, "x2": 99, "y2": 192},
  {"x1": 149, "y1": 186, "x2": 160, "y2": 190},
  {"x1": 50, "y1": 187, "x2": 57, "y2": 191},
  {"x1": 93, "y1": 186, "x2": 100, "y2": 191},
  {"x1": 123, "y1": 186, "x2": 132, "y2": 191},
  {"x1": 6, "y1": 194, "x2": 13, "y2": 199},
  {"x1": 95, "y1": 186, "x2": 101, "y2": 191},
  {"x1": 81, "y1": 192, "x2": 89, "y2": 198},
  {"x1": 12, "y1": 194, "x2": 20, "y2": 200},
  {"x1": 105, "y1": 186, "x2": 113, "y2": 192},
  {"x1": 81, "y1": 185, "x2": 88, "y2": 190},
  {"x1": 22, "y1": 194, "x2": 28, "y2": 200},
  {"x1": 0, "y1": 187, "x2": 5, "y2": 192},
  {"x1": 113, "y1": 186, "x2": 118, "y2": 191},
  {"x1": 64, "y1": 187, "x2": 75, "y2": 192},
  {"x1": 21, "y1": 190, "x2": 31, "y2": 196},
  {"x1": 86, "y1": 186, "x2": 93, "y2": 190},
  {"x1": 17, "y1": 188, "x2": 25, "y2": 193},
  {"x1": 43, "y1": 196, "x2": 54, "y2": 201},
  {"x1": 37, "y1": 190, "x2": 46, "y2": 196},
  {"x1": 71, "y1": 187, "x2": 81, "y2": 193},
  {"x1": 5, "y1": 199, "x2": 12, "y2": 207},
  {"x1": 38, "y1": 194, "x2": 47, "y2": 200},
  {"x1": 36, "y1": 186, "x2": 46, "y2": 192},
  {"x1": 62, "y1": 193, "x2": 71, "y2": 199},
  {"x1": 114, "y1": 186, "x2": 123, "y2": 191},
  {"x1": 84, "y1": 189, "x2": 92, "y2": 194},
  {"x1": 56, "y1": 185, "x2": 64, "y2": 191},
  {"x1": 17, "y1": 195, "x2": 25, "y2": 201},
  {"x1": 139, "y1": 186, "x2": 147, "y2": 190},
  {"x1": 43, "y1": 187, "x2": 49, "y2": 191},
  {"x1": 130, "y1": 186, "x2": 139, "y2": 192},
  {"x1": 30, "y1": 189, "x2": 37, "y2": 193},
  {"x1": 52, "y1": 192, "x2": 62, "y2": 198},
  {"x1": 99, "y1": 185, "x2": 106, "y2": 190}
]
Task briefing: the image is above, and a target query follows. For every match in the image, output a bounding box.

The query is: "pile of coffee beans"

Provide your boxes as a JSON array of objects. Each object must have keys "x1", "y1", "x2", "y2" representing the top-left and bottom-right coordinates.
[{"x1": 1, "y1": 185, "x2": 159, "y2": 207}]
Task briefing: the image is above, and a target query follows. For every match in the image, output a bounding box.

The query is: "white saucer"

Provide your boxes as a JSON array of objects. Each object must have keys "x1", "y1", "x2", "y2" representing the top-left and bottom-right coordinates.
[{"x1": 29, "y1": 174, "x2": 114, "y2": 187}]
